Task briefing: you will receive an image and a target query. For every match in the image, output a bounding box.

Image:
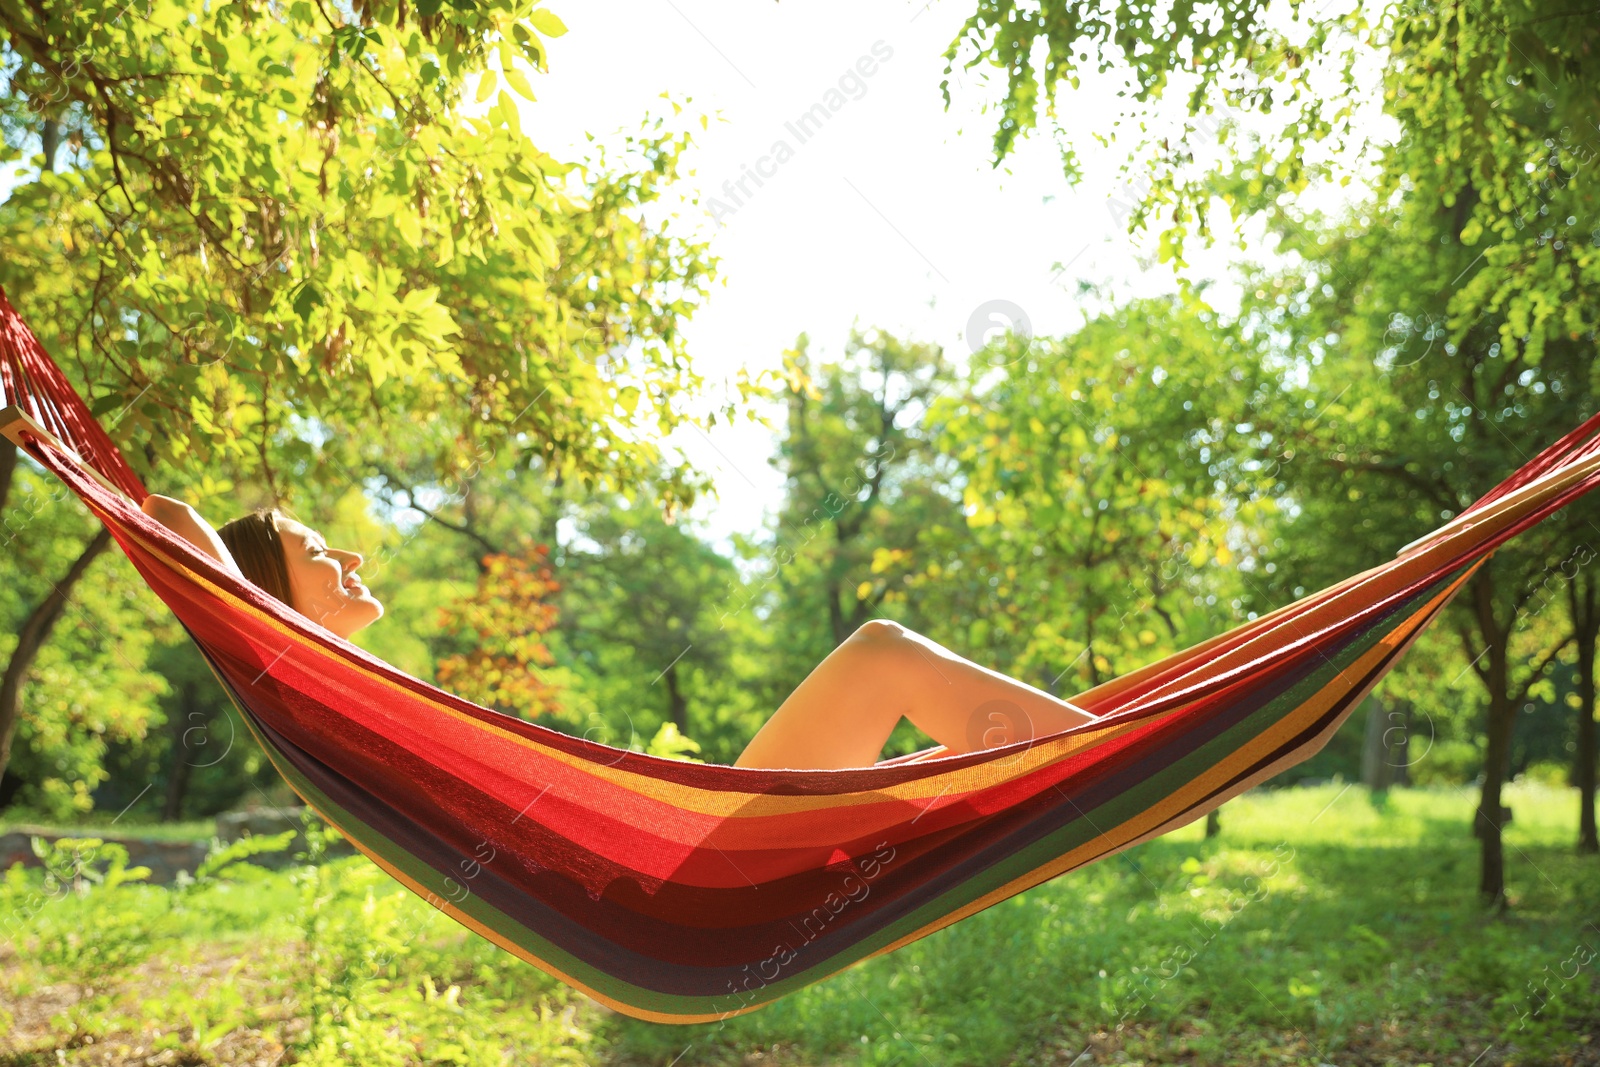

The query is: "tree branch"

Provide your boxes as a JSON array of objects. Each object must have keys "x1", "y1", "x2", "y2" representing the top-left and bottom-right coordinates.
[
  {"x1": 369, "y1": 462, "x2": 503, "y2": 558},
  {"x1": 0, "y1": 527, "x2": 114, "y2": 781}
]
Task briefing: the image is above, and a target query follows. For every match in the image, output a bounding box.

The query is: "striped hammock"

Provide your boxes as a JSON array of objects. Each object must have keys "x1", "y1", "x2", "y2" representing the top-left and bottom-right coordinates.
[{"x1": 3, "y1": 286, "x2": 1599, "y2": 1024}]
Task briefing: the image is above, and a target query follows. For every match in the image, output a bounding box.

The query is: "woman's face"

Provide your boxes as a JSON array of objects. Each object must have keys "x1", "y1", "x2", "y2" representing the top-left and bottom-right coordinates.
[{"x1": 276, "y1": 518, "x2": 384, "y2": 638}]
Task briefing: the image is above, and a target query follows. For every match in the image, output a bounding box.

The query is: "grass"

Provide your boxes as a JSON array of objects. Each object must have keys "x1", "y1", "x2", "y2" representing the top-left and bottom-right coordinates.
[{"x1": 1, "y1": 781, "x2": 1596, "y2": 1066}]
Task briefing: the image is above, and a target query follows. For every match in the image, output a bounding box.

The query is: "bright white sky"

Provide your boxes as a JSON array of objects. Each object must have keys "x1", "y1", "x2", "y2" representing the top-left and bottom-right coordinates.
[{"x1": 2, "y1": 0, "x2": 1386, "y2": 550}]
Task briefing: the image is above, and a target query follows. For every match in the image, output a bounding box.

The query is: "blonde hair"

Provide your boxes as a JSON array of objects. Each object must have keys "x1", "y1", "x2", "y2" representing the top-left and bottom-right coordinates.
[{"x1": 218, "y1": 509, "x2": 295, "y2": 606}]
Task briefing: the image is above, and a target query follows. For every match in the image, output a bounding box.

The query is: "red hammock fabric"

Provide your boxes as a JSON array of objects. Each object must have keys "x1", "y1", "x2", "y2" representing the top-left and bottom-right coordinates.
[{"x1": 4, "y1": 284, "x2": 1600, "y2": 1023}]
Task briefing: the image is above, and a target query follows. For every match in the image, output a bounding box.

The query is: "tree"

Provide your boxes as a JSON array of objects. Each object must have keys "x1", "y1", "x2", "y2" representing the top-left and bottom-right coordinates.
[
  {"x1": 0, "y1": 462, "x2": 177, "y2": 818},
  {"x1": 758, "y1": 326, "x2": 960, "y2": 661},
  {"x1": 0, "y1": 0, "x2": 776, "y2": 790},
  {"x1": 944, "y1": 0, "x2": 1600, "y2": 908},
  {"x1": 942, "y1": 0, "x2": 1600, "y2": 341},
  {"x1": 721, "y1": 327, "x2": 970, "y2": 758},
  {"x1": 1565, "y1": 552, "x2": 1600, "y2": 853},
  {"x1": 435, "y1": 545, "x2": 563, "y2": 720},
  {"x1": 920, "y1": 291, "x2": 1277, "y2": 698},
  {"x1": 1234, "y1": 193, "x2": 1597, "y2": 907},
  {"x1": 558, "y1": 494, "x2": 741, "y2": 745}
]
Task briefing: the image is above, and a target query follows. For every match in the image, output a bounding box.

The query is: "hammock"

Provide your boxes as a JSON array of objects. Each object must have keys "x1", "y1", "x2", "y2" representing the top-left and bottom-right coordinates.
[{"x1": 4, "y1": 288, "x2": 1600, "y2": 1025}]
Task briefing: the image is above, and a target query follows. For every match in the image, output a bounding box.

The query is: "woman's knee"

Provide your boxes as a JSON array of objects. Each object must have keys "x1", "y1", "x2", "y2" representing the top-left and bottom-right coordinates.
[{"x1": 848, "y1": 619, "x2": 910, "y2": 645}]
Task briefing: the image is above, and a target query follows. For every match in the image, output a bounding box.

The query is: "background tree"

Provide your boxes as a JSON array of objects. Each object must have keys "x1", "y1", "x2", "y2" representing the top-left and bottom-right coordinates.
[
  {"x1": 744, "y1": 327, "x2": 965, "y2": 756},
  {"x1": 1562, "y1": 516, "x2": 1600, "y2": 854},
  {"x1": 1235, "y1": 198, "x2": 1597, "y2": 907},
  {"x1": 0, "y1": 466, "x2": 177, "y2": 818},
  {"x1": 556, "y1": 493, "x2": 748, "y2": 757},
  {"x1": 0, "y1": 0, "x2": 782, "y2": 792},
  {"x1": 434, "y1": 545, "x2": 563, "y2": 720},
  {"x1": 943, "y1": 0, "x2": 1600, "y2": 907},
  {"x1": 919, "y1": 291, "x2": 1278, "y2": 700},
  {"x1": 768, "y1": 329, "x2": 957, "y2": 643}
]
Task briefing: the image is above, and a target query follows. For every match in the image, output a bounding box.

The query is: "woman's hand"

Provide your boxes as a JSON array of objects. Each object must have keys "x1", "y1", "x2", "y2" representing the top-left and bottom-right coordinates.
[{"x1": 140, "y1": 494, "x2": 247, "y2": 581}]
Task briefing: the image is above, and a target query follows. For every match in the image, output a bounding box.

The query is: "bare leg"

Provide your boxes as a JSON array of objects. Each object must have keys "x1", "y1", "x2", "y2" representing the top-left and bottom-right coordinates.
[{"x1": 733, "y1": 620, "x2": 1098, "y2": 770}]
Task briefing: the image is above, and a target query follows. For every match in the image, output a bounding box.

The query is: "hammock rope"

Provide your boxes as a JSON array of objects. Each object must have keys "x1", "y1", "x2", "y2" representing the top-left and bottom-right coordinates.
[{"x1": 4, "y1": 285, "x2": 1600, "y2": 1023}]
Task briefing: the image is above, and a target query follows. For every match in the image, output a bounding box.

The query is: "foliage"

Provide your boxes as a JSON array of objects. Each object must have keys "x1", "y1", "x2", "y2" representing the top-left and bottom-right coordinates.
[
  {"x1": 434, "y1": 545, "x2": 563, "y2": 719},
  {"x1": 0, "y1": 0, "x2": 774, "y2": 818},
  {"x1": 1226, "y1": 115, "x2": 1600, "y2": 895},
  {"x1": 15, "y1": 836, "x2": 154, "y2": 983},
  {"x1": 1, "y1": 464, "x2": 178, "y2": 818},
  {"x1": 945, "y1": 0, "x2": 1600, "y2": 371},
  {"x1": 0, "y1": 0, "x2": 758, "y2": 512},
  {"x1": 919, "y1": 291, "x2": 1279, "y2": 695},
  {"x1": 555, "y1": 489, "x2": 747, "y2": 751},
  {"x1": 643, "y1": 719, "x2": 703, "y2": 762},
  {"x1": 27, "y1": 834, "x2": 152, "y2": 896},
  {"x1": 769, "y1": 328, "x2": 958, "y2": 644},
  {"x1": 192, "y1": 827, "x2": 298, "y2": 885},
  {"x1": 744, "y1": 327, "x2": 966, "y2": 759}
]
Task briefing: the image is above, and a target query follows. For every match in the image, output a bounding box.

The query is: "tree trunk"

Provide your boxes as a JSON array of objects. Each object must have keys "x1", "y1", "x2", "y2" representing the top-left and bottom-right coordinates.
[
  {"x1": 1390, "y1": 700, "x2": 1412, "y2": 787},
  {"x1": 1474, "y1": 612, "x2": 1514, "y2": 910},
  {"x1": 1362, "y1": 697, "x2": 1412, "y2": 790},
  {"x1": 664, "y1": 661, "x2": 688, "y2": 734},
  {"x1": 0, "y1": 437, "x2": 16, "y2": 514},
  {"x1": 1362, "y1": 698, "x2": 1392, "y2": 790},
  {"x1": 161, "y1": 680, "x2": 207, "y2": 822},
  {"x1": 1204, "y1": 808, "x2": 1220, "y2": 838},
  {"x1": 40, "y1": 118, "x2": 61, "y2": 172},
  {"x1": 1571, "y1": 578, "x2": 1598, "y2": 854},
  {"x1": 1576, "y1": 639, "x2": 1598, "y2": 854},
  {"x1": 0, "y1": 117, "x2": 82, "y2": 789},
  {"x1": 0, "y1": 527, "x2": 113, "y2": 783},
  {"x1": 828, "y1": 581, "x2": 851, "y2": 648}
]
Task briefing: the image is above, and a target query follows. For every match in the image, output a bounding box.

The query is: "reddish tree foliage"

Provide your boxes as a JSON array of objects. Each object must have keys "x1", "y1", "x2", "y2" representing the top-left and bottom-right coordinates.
[{"x1": 436, "y1": 544, "x2": 562, "y2": 719}]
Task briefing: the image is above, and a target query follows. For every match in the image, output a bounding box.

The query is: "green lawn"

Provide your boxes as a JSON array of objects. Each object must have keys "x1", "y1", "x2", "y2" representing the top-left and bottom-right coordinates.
[{"x1": 2, "y1": 781, "x2": 1596, "y2": 1066}]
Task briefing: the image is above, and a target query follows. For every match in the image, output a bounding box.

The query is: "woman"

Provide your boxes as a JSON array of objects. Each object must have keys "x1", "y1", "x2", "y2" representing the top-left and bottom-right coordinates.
[{"x1": 141, "y1": 495, "x2": 1098, "y2": 770}]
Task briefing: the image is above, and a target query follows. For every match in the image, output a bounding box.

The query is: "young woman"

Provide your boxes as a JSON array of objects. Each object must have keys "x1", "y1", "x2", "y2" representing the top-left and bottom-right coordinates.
[{"x1": 141, "y1": 495, "x2": 1098, "y2": 770}]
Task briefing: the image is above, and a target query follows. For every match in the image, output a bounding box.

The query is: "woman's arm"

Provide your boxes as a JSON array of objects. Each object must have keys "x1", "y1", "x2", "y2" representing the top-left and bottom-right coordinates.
[
  {"x1": 140, "y1": 494, "x2": 248, "y2": 582},
  {"x1": 735, "y1": 619, "x2": 1097, "y2": 769}
]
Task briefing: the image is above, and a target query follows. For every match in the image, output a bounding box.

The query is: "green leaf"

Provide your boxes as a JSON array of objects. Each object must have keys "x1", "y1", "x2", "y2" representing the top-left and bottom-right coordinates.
[
  {"x1": 497, "y1": 90, "x2": 523, "y2": 136},
  {"x1": 511, "y1": 22, "x2": 546, "y2": 69},
  {"x1": 195, "y1": 830, "x2": 297, "y2": 882},
  {"x1": 528, "y1": 8, "x2": 567, "y2": 37},
  {"x1": 90, "y1": 394, "x2": 128, "y2": 417},
  {"x1": 503, "y1": 65, "x2": 536, "y2": 101},
  {"x1": 475, "y1": 70, "x2": 498, "y2": 103},
  {"x1": 293, "y1": 283, "x2": 323, "y2": 320},
  {"x1": 394, "y1": 209, "x2": 424, "y2": 249}
]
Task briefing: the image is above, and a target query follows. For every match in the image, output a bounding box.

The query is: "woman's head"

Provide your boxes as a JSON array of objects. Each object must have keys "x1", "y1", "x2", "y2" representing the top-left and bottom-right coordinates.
[{"x1": 218, "y1": 509, "x2": 383, "y2": 639}]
